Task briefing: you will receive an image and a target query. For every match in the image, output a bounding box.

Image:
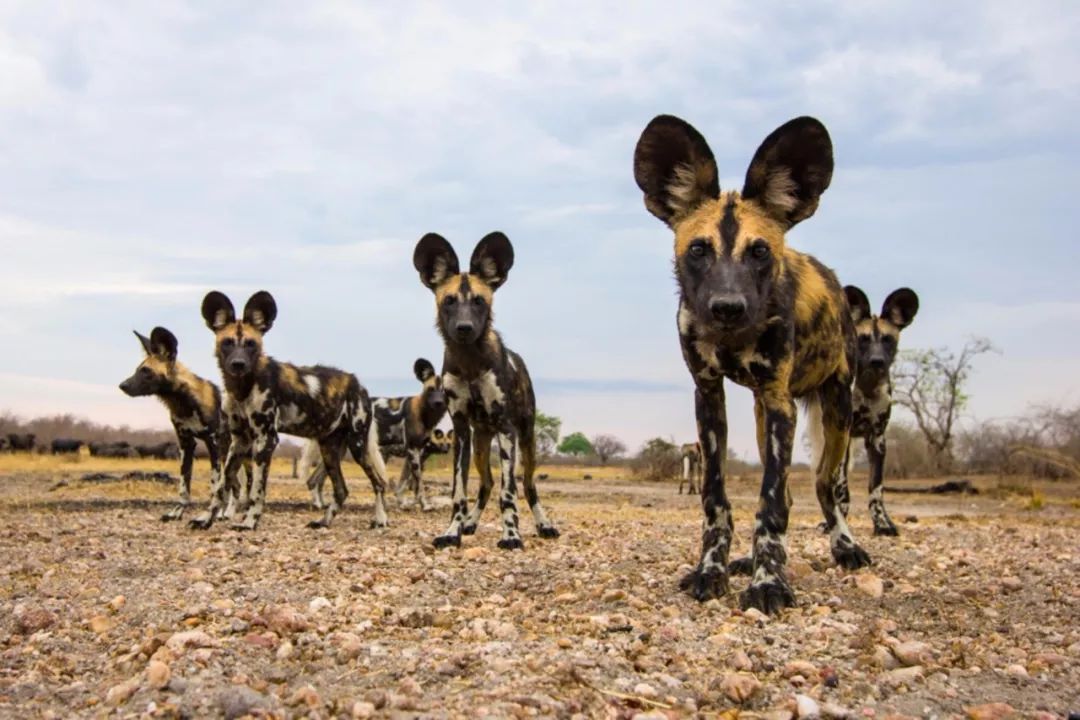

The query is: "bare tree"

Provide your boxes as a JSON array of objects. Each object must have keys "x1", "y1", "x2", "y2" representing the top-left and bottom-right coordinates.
[
  {"x1": 892, "y1": 336, "x2": 996, "y2": 474},
  {"x1": 591, "y1": 434, "x2": 627, "y2": 464}
]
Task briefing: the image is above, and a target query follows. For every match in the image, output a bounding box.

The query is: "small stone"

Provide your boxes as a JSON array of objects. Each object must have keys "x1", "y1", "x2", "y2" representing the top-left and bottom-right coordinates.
[
  {"x1": 146, "y1": 660, "x2": 171, "y2": 689},
  {"x1": 730, "y1": 649, "x2": 753, "y2": 671},
  {"x1": 796, "y1": 693, "x2": 821, "y2": 719},
  {"x1": 881, "y1": 665, "x2": 924, "y2": 687},
  {"x1": 855, "y1": 574, "x2": 884, "y2": 598},
  {"x1": 463, "y1": 547, "x2": 486, "y2": 560},
  {"x1": 352, "y1": 700, "x2": 376, "y2": 719},
  {"x1": 260, "y1": 605, "x2": 310, "y2": 635},
  {"x1": 308, "y1": 596, "x2": 332, "y2": 614},
  {"x1": 287, "y1": 684, "x2": 321, "y2": 709},
  {"x1": 891, "y1": 641, "x2": 932, "y2": 666},
  {"x1": 742, "y1": 607, "x2": 768, "y2": 623},
  {"x1": 1003, "y1": 664, "x2": 1027, "y2": 678},
  {"x1": 1000, "y1": 577, "x2": 1022, "y2": 592},
  {"x1": 632, "y1": 682, "x2": 657, "y2": 698},
  {"x1": 964, "y1": 703, "x2": 1017, "y2": 720},
  {"x1": 89, "y1": 615, "x2": 113, "y2": 634},
  {"x1": 14, "y1": 606, "x2": 56, "y2": 634},
  {"x1": 822, "y1": 702, "x2": 854, "y2": 719},
  {"x1": 107, "y1": 595, "x2": 126, "y2": 611},
  {"x1": 557, "y1": 637, "x2": 573, "y2": 648},
  {"x1": 166, "y1": 630, "x2": 215, "y2": 652},
  {"x1": 783, "y1": 660, "x2": 819, "y2": 680},
  {"x1": 105, "y1": 679, "x2": 138, "y2": 706},
  {"x1": 719, "y1": 673, "x2": 761, "y2": 703},
  {"x1": 276, "y1": 640, "x2": 294, "y2": 659},
  {"x1": 218, "y1": 687, "x2": 269, "y2": 719},
  {"x1": 872, "y1": 645, "x2": 899, "y2": 669}
]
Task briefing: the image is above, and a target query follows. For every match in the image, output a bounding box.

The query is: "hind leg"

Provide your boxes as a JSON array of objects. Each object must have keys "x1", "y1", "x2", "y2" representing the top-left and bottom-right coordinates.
[
  {"x1": 435, "y1": 414, "x2": 471, "y2": 548},
  {"x1": 866, "y1": 434, "x2": 898, "y2": 536},
  {"x1": 462, "y1": 430, "x2": 494, "y2": 535},
  {"x1": 815, "y1": 378, "x2": 872, "y2": 570},
  {"x1": 307, "y1": 463, "x2": 328, "y2": 510},
  {"x1": 351, "y1": 421, "x2": 389, "y2": 529},
  {"x1": 309, "y1": 438, "x2": 348, "y2": 528},
  {"x1": 518, "y1": 421, "x2": 558, "y2": 538}
]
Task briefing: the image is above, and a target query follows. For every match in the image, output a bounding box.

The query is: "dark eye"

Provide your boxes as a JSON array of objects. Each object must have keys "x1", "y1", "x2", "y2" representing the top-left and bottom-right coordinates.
[
  {"x1": 221, "y1": 338, "x2": 235, "y2": 349},
  {"x1": 472, "y1": 296, "x2": 485, "y2": 307},
  {"x1": 443, "y1": 296, "x2": 457, "y2": 307},
  {"x1": 881, "y1": 336, "x2": 895, "y2": 346},
  {"x1": 688, "y1": 240, "x2": 708, "y2": 258},
  {"x1": 858, "y1": 335, "x2": 871, "y2": 345},
  {"x1": 243, "y1": 339, "x2": 256, "y2": 349},
  {"x1": 750, "y1": 243, "x2": 770, "y2": 260},
  {"x1": 140, "y1": 367, "x2": 152, "y2": 376}
]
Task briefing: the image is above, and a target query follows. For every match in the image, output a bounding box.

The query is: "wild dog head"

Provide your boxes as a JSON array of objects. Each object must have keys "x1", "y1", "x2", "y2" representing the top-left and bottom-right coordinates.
[
  {"x1": 414, "y1": 358, "x2": 447, "y2": 417},
  {"x1": 201, "y1": 291, "x2": 277, "y2": 378},
  {"x1": 845, "y1": 286, "x2": 919, "y2": 391},
  {"x1": 634, "y1": 115, "x2": 833, "y2": 343},
  {"x1": 427, "y1": 428, "x2": 454, "y2": 455},
  {"x1": 413, "y1": 232, "x2": 514, "y2": 346},
  {"x1": 120, "y1": 327, "x2": 180, "y2": 397}
]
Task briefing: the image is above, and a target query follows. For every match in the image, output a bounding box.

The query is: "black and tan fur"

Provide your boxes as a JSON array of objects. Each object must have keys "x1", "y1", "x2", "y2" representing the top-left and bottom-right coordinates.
[
  {"x1": 306, "y1": 358, "x2": 449, "y2": 511},
  {"x1": 679, "y1": 441, "x2": 703, "y2": 495},
  {"x1": 120, "y1": 327, "x2": 247, "y2": 521},
  {"x1": 413, "y1": 232, "x2": 560, "y2": 549},
  {"x1": 189, "y1": 291, "x2": 390, "y2": 531},
  {"x1": 634, "y1": 114, "x2": 871, "y2": 613},
  {"x1": 832, "y1": 286, "x2": 919, "y2": 536}
]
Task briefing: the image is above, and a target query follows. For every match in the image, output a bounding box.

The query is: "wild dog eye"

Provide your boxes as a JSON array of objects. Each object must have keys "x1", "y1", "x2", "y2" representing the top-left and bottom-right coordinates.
[
  {"x1": 443, "y1": 296, "x2": 457, "y2": 307},
  {"x1": 858, "y1": 335, "x2": 872, "y2": 345},
  {"x1": 221, "y1": 338, "x2": 235, "y2": 349},
  {"x1": 750, "y1": 243, "x2": 770, "y2": 260},
  {"x1": 243, "y1": 339, "x2": 257, "y2": 349},
  {"x1": 140, "y1": 367, "x2": 152, "y2": 376},
  {"x1": 472, "y1": 296, "x2": 486, "y2": 307},
  {"x1": 881, "y1": 336, "x2": 895, "y2": 346},
  {"x1": 688, "y1": 240, "x2": 708, "y2": 258}
]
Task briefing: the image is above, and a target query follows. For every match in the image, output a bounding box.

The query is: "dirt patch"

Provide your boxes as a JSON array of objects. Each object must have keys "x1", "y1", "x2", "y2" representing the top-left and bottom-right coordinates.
[{"x1": 0, "y1": 462, "x2": 1077, "y2": 718}]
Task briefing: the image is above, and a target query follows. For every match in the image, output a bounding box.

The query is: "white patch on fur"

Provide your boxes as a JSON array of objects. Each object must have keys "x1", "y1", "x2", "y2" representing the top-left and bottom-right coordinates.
[
  {"x1": 682, "y1": 455, "x2": 691, "y2": 480},
  {"x1": 804, "y1": 397, "x2": 825, "y2": 475},
  {"x1": 666, "y1": 162, "x2": 704, "y2": 216},
  {"x1": 477, "y1": 370, "x2": 505, "y2": 412},
  {"x1": 477, "y1": 256, "x2": 499, "y2": 282},
  {"x1": 443, "y1": 373, "x2": 469, "y2": 416},
  {"x1": 213, "y1": 309, "x2": 230, "y2": 329},
  {"x1": 432, "y1": 256, "x2": 450, "y2": 285},
  {"x1": 304, "y1": 375, "x2": 321, "y2": 396},
  {"x1": 677, "y1": 303, "x2": 694, "y2": 336},
  {"x1": 764, "y1": 168, "x2": 799, "y2": 212}
]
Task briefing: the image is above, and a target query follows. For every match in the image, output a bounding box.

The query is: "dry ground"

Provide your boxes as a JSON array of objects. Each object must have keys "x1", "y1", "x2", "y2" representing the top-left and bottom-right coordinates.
[{"x1": 0, "y1": 453, "x2": 1078, "y2": 719}]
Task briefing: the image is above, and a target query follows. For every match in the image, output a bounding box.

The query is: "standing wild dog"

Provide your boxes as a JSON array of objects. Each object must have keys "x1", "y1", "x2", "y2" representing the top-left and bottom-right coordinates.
[
  {"x1": 190, "y1": 291, "x2": 390, "y2": 531},
  {"x1": 120, "y1": 327, "x2": 243, "y2": 521},
  {"x1": 634, "y1": 114, "x2": 871, "y2": 613},
  {"x1": 413, "y1": 232, "x2": 560, "y2": 549},
  {"x1": 679, "y1": 442, "x2": 703, "y2": 494},
  {"x1": 305, "y1": 358, "x2": 449, "y2": 511},
  {"x1": 833, "y1": 286, "x2": 919, "y2": 536}
]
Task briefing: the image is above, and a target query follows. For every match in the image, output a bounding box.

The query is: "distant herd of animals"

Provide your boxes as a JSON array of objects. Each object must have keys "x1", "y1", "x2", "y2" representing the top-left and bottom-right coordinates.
[
  {"x1": 0, "y1": 434, "x2": 181, "y2": 459},
  {"x1": 6, "y1": 114, "x2": 924, "y2": 614}
]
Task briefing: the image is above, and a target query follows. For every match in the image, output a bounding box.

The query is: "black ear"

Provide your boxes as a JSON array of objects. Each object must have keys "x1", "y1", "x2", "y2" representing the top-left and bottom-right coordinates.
[
  {"x1": 201, "y1": 291, "x2": 236, "y2": 331},
  {"x1": 633, "y1": 115, "x2": 720, "y2": 227},
  {"x1": 881, "y1": 288, "x2": 919, "y2": 330},
  {"x1": 470, "y1": 232, "x2": 514, "y2": 290},
  {"x1": 742, "y1": 116, "x2": 833, "y2": 228},
  {"x1": 413, "y1": 358, "x2": 436, "y2": 382},
  {"x1": 134, "y1": 330, "x2": 153, "y2": 355},
  {"x1": 844, "y1": 286, "x2": 872, "y2": 324},
  {"x1": 413, "y1": 233, "x2": 460, "y2": 291},
  {"x1": 243, "y1": 291, "x2": 277, "y2": 333},
  {"x1": 149, "y1": 327, "x2": 178, "y2": 361}
]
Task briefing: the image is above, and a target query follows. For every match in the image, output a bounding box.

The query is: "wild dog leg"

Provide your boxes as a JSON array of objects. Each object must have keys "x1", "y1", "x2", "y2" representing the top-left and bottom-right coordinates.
[
  {"x1": 190, "y1": 439, "x2": 248, "y2": 529},
  {"x1": 233, "y1": 427, "x2": 276, "y2": 531},
  {"x1": 519, "y1": 421, "x2": 558, "y2": 538},
  {"x1": 435, "y1": 415, "x2": 471, "y2": 547},
  {"x1": 740, "y1": 387, "x2": 797, "y2": 614},
  {"x1": 309, "y1": 439, "x2": 347, "y2": 528},
  {"x1": 354, "y1": 421, "x2": 389, "y2": 529},
  {"x1": 866, "y1": 433, "x2": 898, "y2": 536},
  {"x1": 729, "y1": 397, "x2": 766, "y2": 577},
  {"x1": 162, "y1": 433, "x2": 196, "y2": 521},
  {"x1": 494, "y1": 431, "x2": 523, "y2": 550},
  {"x1": 680, "y1": 383, "x2": 733, "y2": 601},
  {"x1": 462, "y1": 430, "x2": 493, "y2": 535},
  {"x1": 307, "y1": 462, "x2": 328, "y2": 511},
  {"x1": 404, "y1": 447, "x2": 431, "y2": 512}
]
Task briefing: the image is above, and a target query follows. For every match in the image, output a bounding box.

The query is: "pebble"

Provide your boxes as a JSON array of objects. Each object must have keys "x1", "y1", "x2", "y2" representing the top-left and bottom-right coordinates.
[
  {"x1": 719, "y1": 672, "x2": 761, "y2": 703},
  {"x1": 166, "y1": 630, "x2": 215, "y2": 652},
  {"x1": 352, "y1": 700, "x2": 376, "y2": 718},
  {"x1": 890, "y1": 640, "x2": 932, "y2": 666},
  {"x1": 796, "y1": 693, "x2": 821, "y2": 719},
  {"x1": 146, "y1": 660, "x2": 171, "y2": 689},
  {"x1": 881, "y1": 665, "x2": 924, "y2": 687},
  {"x1": 105, "y1": 679, "x2": 138, "y2": 706},
  {"x1": 632, "y1": 682, "x2": 657, "y2": 698},
  {"x1": 463, "y1": 547, "x2": 487, "y2": 560},
  {"x1": 730, "y1": 649, "x2": 754, "y2": 671},
  {"x1": 965, "y1": 703, "x2": 1016, "y2": 720},
  {"x1": 107, "y1": 595, "x2": 126, "y2": 611},
  {"x1": 308, "y1": 596, "x2": 332, "y2": 614},
  {"x1": 14, "y1": 606, "x2": 56, "y2": 634},
  {"x1": 287, "y1": 684, "x2": 321, "y2": 709},
  {"x1": 88, "y1": 615, "x2": 113, "y2": 634},
  {"x1": 783, "y1": 660, "x2": 819, "y2": 680},
  {"x1": 855, "y1": 574, "x2": 884, "y2": 598},
  {"x1": 1003, "y1": 663, "x2": 1027, "y2": 677},
  {"x1": 218, "y1": 686, "x2": 270, "y2": 719}
]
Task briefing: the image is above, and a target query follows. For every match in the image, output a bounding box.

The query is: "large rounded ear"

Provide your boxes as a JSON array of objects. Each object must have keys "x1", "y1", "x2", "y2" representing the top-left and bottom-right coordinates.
[
  {"x1": 413, "y1": 358, "x2": 436, "y2": 382},
  {"x1": 844, "y1": 285, "x2": 872, "y2": 324},
  {"x1": 413, "y1": 233, "x2": 460, "y2": 291},
  {"x1": 201, "y1": 291, "x2": 236, "y2": 331},
  {"x1": 133, "y1": 330, "x2": 153, "y2": 355},
  {"x1": 243, "y1": 291, "x2": 277, "y2": 333},
  {"x1": 742, "y1": 116, "x2": 833, "y2": 228},
  {"x1": 633, "y1": 115, "x2": 720, "y2": 227},
  {"x1": 881, "y1": 288, "x2": 919, "y2": 330},
  {"x1": 149, "y1": 327, "x2": 178, "y2": 361},
  {"x1": 470, "y1": 232, "x2": 514, "y2": 290}
]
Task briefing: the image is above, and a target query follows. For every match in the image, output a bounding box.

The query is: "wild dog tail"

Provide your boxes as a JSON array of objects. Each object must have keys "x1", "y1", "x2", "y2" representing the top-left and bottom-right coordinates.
[
  {"x1": 519, "y1": 420, "x2": 537, "y2": 484},
  {"x1": 802, "y1": 396, "x2": 825, "y2": 477}
]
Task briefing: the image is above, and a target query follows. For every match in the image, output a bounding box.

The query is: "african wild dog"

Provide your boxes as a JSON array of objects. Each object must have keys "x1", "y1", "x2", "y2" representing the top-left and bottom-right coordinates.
[
  {"x1": 679, "y1": 441, "x2": 702, "y2": 495},
  {"x1": 413, "y1": 232, "x2": 560, "y2": 549},
  {"x1": 191, "y1": 291, "x2": 390, "y2": 531},
  {"x1": 634, "y1": 114, "x2": 871, "y2": 613},
  {"x1": 120, "y1": 327, "x2": 248, "y2": 521},
  {"x1": 829, "y1": 286, "x2": 919, "y2": 537},
  {"x1": 305, "y1": 358, "x2": 450, "y2": 511}
]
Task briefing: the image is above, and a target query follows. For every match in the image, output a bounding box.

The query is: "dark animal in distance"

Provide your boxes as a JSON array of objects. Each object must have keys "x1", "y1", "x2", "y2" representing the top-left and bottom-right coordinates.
[
  {"x1": 88, "y1": 441, "x2": 137, "y2": 458},
  {"x1": 6, "y1": 433, "x2": 36, "y2": 452},
  {"x1": 51, "y1": 438, "x2": 85, "y2": 454}
]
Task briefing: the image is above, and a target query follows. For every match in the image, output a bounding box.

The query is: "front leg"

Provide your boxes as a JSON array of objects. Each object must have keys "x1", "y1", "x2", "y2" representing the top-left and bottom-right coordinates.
[
  {"x1": 866, "y1": 434, "x2": 898, "y2": 536},
  {"x1": 435, "y1": 414, "x2": 471, "y2": 548},
  {"x1": 162, "y1": 433, "x2": 196, "y2": 522},
  {"x1": 407, "y1": 448, "x2": 432, "y2": 512},
  {"x1": 233, "y1": 427, "x2": 276, "y2": 531},
  {"x1": 494, "y1": 430, "x2": 523, "y2": 550},
  {"x1": 189, "y1": 439, "x2": 247, "y2": 530},
  {"x1": 679, "y1": 383, "x2": 733, "y2": 601},
  {"x1": 739, "y1": 387, "x2": 797, "y2": 614}
]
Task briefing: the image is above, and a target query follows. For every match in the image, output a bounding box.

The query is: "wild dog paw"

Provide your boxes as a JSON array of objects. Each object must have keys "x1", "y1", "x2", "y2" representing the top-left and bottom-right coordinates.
[
  {"x1": 816, "y1": 520, "x2": 835, "y2": 534},
  {"x1": 433, "y1": 533, "x2": 461, "y2": 549},
  {"x1": 188, "y1": 514, "x2": 214, "y2": 530},
  {"x1": 497, "y1": 537, "x2": 524, "y2": 551},
  {"x1": 369, "y1": 519, "x2": 389, "y2": 530},
  {"x1": 231, "y1": 517, "x2": 258, "y2": 532},
  {"x1": 161, "y1": 505, "x2": 186, "y2": 522},
  {"x1": 833, "y1": 542, "x2": 872, "y2": 570},
  {"x1": 537, "y1": 525, "x2": 560, "y2": 539},
  {"x1": 873, "y1": 522, "x2": 899, "y2": 537},
  {"x1": 727, "y1": 556, "x2": 754, "y2": 576},
  {"x1": 739, "y1": 578, "x2": 796, "y2": 615},
  {"x1": 460, "y1": 523, "x2": 478, "y2": 536},
  {"x1": 679, "y1": 566, "x2": 729, "y2": 601},
  {"x1": 307, "y1": 519, "x2": 330, "y2": 529}
]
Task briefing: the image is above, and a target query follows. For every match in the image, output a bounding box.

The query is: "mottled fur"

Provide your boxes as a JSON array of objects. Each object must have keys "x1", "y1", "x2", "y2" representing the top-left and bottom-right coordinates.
[
  {"x1": 413, "y1": 232, "x2": 560, "y2": 549},
  {"x1": 679, "y1": 441, "x2": 703, "y2": 495},
  {"x1": 634, "y1": 114, "x2": 871, "y2": 614},
  {"x1": 189, "y1": 291, "x2": 390, "y2": 531}
]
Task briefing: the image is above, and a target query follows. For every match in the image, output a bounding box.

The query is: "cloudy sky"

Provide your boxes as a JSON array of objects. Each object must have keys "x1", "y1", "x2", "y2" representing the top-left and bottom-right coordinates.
[{"x1": 1, "y1": 2, "x2": 1078, "y2": 460}]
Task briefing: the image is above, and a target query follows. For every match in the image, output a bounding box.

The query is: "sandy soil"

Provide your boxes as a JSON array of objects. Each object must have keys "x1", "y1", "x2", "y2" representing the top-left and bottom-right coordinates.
[{"x1": 0, "y1": 455, "x2": 1077, "y2": 719}]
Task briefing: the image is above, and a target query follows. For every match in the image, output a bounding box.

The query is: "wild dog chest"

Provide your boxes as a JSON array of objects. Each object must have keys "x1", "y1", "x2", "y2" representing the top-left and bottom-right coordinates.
[
  {"x1": 443, "y1": 370, "x2": 508, "y2": 427},
  {"x1": 852, "y1": 384, "x2": 891, "y2": 438}
]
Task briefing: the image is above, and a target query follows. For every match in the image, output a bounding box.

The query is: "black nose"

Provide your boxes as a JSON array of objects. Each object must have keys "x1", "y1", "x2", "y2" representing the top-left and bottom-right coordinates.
[
  {"x1": 710, "y1": 295, "x2": 747, "y2": 324},
  {"x1": 119, "y1": 382, "x2": 130, "y2": 393},
  {"x1": 869, "y1": 357, "x2": 886, "y2": 370},
  {"x1": 454, "y1": 323, "x2": 474, "y2": 338},
  {"x1": 229, "y1": 360, "x2": 247, "y2": 372}
]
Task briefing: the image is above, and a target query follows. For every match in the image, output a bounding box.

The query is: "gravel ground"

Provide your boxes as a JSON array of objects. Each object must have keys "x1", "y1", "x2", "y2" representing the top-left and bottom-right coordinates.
[{"x1": 0, "y1": 462, "x2": 1078, "y2": 719}]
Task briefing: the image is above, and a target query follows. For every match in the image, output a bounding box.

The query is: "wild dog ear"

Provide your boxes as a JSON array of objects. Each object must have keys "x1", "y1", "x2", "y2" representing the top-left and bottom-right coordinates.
[
  {"x1": 201, "y1": 291, "x2": 236, "y2": 331},
  {"x1": 634, "y1": 115, "x2": 720, "y2": 227},
  {"x1": 413, "y1": 358, "x2": 436, "y2": 382},
  {"x1": 413, "y1": 233, "x2": 460, "y2": 291},
  {"x1": 844, "y1": 286, "x2": 872, "y2": 324},
  {"x1": 742, "y1": 116, "x2": 833, "y2": 228},
  {"x1": 134, "y1": 330, "x2": 153, "y2": 355},
  {"x1": 149, "y1": 327, "x2": 178, "y2": 361},
  {"x1": 243, "y1": 291, "x2": 277, "y2": 333},
  {"x1": 881, "y1": 288, "x2": 919, "y2": 330},
  {"x1": 470, "y1": 232, "x2": 514, "y2": 290}
]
